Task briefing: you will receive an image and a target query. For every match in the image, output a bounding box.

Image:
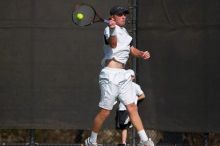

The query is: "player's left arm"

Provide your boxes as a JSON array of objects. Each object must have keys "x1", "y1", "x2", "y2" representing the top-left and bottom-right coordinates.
[
  {"x1": 137, "y1": 93, "x2": 145, "y2": 106},
  {"x1": 135, "y1": 83, "x2": 146, "y2": 104},
  {"x1": 130, "y1": 46, "x2": 150, "y2": 60},
  {"x1": 138, "y1": 93, "x2": 145, "y2": 101}
]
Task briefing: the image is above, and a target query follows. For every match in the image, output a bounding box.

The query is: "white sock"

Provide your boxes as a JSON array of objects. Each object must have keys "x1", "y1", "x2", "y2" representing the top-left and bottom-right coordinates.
[
  {"x1": 138, "y1": 130, "x2": 148, "y2": 142},
  {"x1": 89, "y1": 131, "x2": 98, "y2": 143}
]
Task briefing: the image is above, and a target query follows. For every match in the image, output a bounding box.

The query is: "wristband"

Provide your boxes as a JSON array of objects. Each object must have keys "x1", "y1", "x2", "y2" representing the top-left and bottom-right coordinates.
[{"x1": 109, "y1": 27, "x2": 116, "y2": 36}]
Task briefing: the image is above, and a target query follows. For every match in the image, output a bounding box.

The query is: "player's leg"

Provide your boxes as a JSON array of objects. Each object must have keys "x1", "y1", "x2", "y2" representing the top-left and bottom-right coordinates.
[
  {"x1": 121, "y1": 129, "x2": 128, "y2": 144},
  {"x1": 85, "y1": 69, "x2": 118, "y2": 146},
  {"x1": 94, "y1": 68, "x2": 118, "y2": 132},
  {"x1": 126, "y1": 103, "x2": 144, "y2": 131},
  {"x1": 85, "y1": 108, "x2": 111, "y2": 145},
  {"x1": 116, "y1": 110, "x2": 130, "y2": 145},
  {"x1": 119, "y1": 78, "x2": 154, "y2": 146},
  {"x1": 126, "y1": 103, "x2": 147, "y2": 140},
  {"x1": 126, "y1": 103, "x2": 154, "y2": 146},
  {"x1": 119, "y1": 79, "x2": 146, "y2": 133},
  {"x1": 92, "y1": 108, "x2": 111, "y2": 133}
]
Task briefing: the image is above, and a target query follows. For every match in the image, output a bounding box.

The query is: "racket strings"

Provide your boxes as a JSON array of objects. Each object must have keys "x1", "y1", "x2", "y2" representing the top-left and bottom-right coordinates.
[{"x1": 72, "y1": 5, "x2": 96, "y2": 26}]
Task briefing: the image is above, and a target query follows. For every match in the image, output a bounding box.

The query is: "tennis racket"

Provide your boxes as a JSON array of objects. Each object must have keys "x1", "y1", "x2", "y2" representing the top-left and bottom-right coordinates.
[{"x1": 72, "y1": 3, "x2": 109, "y2": 26}]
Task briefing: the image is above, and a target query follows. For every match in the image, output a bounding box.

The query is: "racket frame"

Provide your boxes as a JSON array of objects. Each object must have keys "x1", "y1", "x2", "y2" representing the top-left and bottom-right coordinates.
[{"x1": 72, "y1": 3, "x2": 109, "y2": 26}]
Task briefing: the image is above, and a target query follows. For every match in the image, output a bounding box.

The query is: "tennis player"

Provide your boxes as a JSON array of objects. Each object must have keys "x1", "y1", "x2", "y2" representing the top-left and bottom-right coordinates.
[{"x1": 85, "y1": 6, "x2": 154, "y2": 146}]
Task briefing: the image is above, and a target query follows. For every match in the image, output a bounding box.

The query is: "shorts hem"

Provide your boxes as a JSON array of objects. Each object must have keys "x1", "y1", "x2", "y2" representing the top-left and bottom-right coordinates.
[{"x1": 99, "y1": 105, "x2": 113, "y2": 110}]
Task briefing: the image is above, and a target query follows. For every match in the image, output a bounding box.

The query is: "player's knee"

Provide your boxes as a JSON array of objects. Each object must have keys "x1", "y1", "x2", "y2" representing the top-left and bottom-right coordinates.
[
  {"x1": 99, "y1": 108, "x2": 111, "y2": 119},
  {"x1": 126, "y1": 103, "x2": 137, "y2": 113}
]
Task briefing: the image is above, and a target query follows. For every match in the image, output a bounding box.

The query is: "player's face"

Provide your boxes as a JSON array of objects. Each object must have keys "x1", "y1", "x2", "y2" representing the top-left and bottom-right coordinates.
[{"x1": 113, "y1": 13, "x2": 127, "y2": 26}]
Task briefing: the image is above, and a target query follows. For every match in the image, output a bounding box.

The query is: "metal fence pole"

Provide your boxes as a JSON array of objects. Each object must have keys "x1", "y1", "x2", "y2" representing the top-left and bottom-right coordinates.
[
  {"x1": 29, "y1": 129, "x2": 35, "y2": 146},
  {"x1": 128, "y1": 0, "x2": 138, "y2": 145},
  {"x1": 204, "y1": 133, "x2": 209, "y2": 146},
  {"x1": 129, "y1": 0, "x2": 138, "y2": 73}
]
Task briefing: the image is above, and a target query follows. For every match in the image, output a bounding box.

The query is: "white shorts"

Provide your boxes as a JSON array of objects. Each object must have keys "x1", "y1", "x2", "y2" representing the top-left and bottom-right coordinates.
[{"x1": 98, "y1": 67, "x2": 136, "y2": 110}]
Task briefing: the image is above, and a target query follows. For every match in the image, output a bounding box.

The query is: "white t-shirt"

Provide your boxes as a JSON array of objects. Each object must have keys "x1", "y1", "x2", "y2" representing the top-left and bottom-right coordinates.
[
  {"x1": 101, "y1": 25, "x2": 132, "y2": 66},
  {"x1": 118, "y1": 82, "x2": 144, "y2": 111}
]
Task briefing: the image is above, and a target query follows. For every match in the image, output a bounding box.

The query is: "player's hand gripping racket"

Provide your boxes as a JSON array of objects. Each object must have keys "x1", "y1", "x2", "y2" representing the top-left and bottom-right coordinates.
[{"x1": 72, "y1": 3, "x2": 109, "y2": 26}]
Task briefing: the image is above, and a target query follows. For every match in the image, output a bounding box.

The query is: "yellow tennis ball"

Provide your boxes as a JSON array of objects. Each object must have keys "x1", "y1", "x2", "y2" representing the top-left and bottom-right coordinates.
[{"x1": 76, "y1": 13, "x2": 84, "y2": 20}]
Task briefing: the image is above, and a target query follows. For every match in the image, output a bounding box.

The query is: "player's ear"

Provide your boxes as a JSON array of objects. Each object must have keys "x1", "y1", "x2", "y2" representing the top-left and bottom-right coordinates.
[{"x1": 109, "y1": 16, "x2": 115, "y2": 21}]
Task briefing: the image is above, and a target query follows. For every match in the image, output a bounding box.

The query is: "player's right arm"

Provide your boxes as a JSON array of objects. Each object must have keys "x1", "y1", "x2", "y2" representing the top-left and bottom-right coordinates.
[{"x1": 107, "y1": 19, "x2": 117, "y2": 48}]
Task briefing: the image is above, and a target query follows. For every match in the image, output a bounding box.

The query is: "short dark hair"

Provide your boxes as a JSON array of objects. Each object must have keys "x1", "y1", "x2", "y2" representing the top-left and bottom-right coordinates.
[{"x1": 110, "y1": 6, "x2": 129, "y2": 15}]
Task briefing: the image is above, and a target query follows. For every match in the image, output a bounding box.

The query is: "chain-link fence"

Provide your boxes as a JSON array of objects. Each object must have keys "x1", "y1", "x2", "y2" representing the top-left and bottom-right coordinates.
[{"x1": 0, "y1": 130, "x2": 220, "y2": 146}]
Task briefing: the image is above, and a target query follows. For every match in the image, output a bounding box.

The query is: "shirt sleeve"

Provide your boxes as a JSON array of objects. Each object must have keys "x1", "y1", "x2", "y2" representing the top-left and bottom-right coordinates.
[
  {"x1": 104, "y1": 25, "x2": 123, "y2": 39},
  {"x1": 104, "y1": 26, "x2": 110, "y2": 39},
  {"x1": 134, "y1": 83, "x2": 144, "y2": 96},
  {"x1": 129, "y1": 39, "x2": 133, "y2": 47}
]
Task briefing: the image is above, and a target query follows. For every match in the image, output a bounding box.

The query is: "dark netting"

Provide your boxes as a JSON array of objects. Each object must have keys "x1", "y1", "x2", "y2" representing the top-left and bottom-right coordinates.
[
  {"x1": 137, "y1": 0, "x2": 220, "y2": 132},
  {"x1": 0, "y1": 0, "x2": 128, "y2": 129}
]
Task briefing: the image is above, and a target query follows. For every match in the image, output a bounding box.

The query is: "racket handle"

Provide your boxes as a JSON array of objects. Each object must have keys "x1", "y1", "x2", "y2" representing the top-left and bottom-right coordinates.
[{"x1": 104, "y1": 19, "x2": 109, "y2": 24}]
